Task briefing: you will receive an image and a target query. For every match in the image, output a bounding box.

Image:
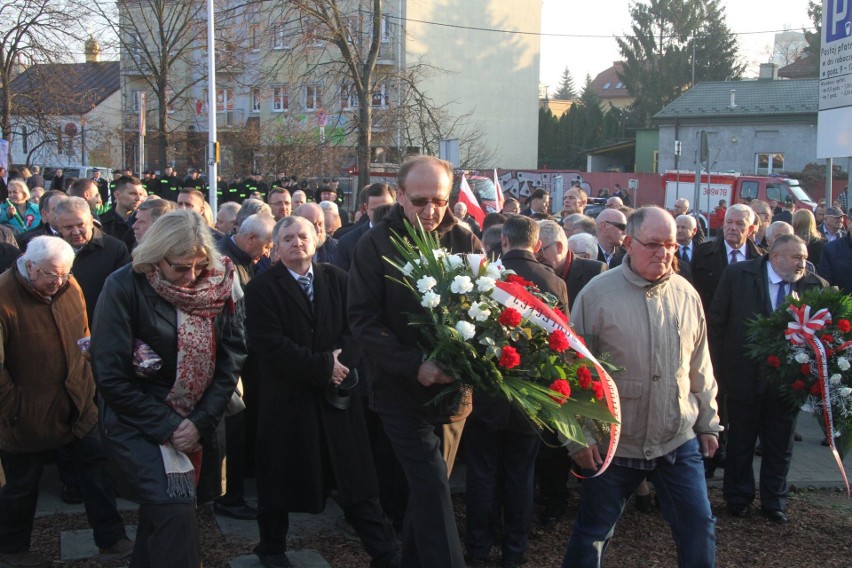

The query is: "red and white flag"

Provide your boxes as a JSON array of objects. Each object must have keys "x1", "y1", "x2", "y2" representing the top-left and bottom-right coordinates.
[
  {"x1": 458, "y1": 174, "x2": 485, "y2": 226},
  {"x1": 493, "y1": 169, "x2": 505, "y2": 212}
]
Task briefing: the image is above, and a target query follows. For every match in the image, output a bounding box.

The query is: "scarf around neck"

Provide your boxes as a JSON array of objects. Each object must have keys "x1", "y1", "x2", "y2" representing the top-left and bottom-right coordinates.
[{"x1": 145, "y1": 256, "x2": 237, "y2": 498}]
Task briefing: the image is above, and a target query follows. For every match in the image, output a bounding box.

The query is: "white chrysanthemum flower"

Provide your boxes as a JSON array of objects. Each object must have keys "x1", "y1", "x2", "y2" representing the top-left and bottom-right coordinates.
[
  {"x1": 447, "y1": 254, "x2": 464, "y2": 269},
  {"x1": 831, "y1": 374, "x2": 842, "y2": 386},
  {"x1": 468, "y1": 302, "x2": 492, "y2": 322},
  {"x1": 421, "y1": 290, "x2": 441, "y2": 308},
  {"x1": 401, "y1": 262, "x2": 415, "y2": 276},
  {"x1": 838, "y1": 357, "x2": 850, "y2": 371},
  {"x1": 455, "y1": 321, "x2": 476, "y2": 340},
  {"x1": 476, "y1": 276, "x2": 497, "y2": 292},
  {"x1": 433, "y1": 249, "x2": 447, "y2": 260},
  {"x1": 485, "y1": 262, "x2": 503, "y2": 279},
  {"x1": 450, "y1": 275, "x2": 474, "y2": 294},
  {"x1": 839, "y1": 387, "x2": 852, "y2": 398},
  {"x1": 794, "y1": 352, "x2": 810, "y2": 364},
  {"x1": 416, "y1": 276, "x2": 437, "y2": 293}
]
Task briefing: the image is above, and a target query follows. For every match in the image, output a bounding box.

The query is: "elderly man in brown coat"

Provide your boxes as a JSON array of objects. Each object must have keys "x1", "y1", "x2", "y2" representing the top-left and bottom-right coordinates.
[{"x1": 0, "y1": 236, "x2": 131, "y2": 568}]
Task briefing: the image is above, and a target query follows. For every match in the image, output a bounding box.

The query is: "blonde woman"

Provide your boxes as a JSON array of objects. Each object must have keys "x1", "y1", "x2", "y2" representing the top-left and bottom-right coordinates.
[{"x1": 792, "y1": 209, "x2": 825, "y2": 266}]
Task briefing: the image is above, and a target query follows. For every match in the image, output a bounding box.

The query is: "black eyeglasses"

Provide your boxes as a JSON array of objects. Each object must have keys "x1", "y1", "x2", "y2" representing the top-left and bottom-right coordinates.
[
  {"x1": 163, "y1": 258, "x2": 210, "y2": 274},
  {"x1": 405, "y1": 194, "x2": 449, "y2": 208},
  {"x1": 604, "y1": 220, "x2": 627, "y2": 231},
  {"x1": 632, "y1": 237, "x2": 679, "y2": 254}
]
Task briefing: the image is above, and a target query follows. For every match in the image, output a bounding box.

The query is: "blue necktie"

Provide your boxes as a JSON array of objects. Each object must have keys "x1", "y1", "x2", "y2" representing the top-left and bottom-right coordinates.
[
  {"x1": 297, "y1": 274, "x2": 313, "y2": 302},
  {"x1": 775, "y1": 281, "x2": 787, "y2": 310}
]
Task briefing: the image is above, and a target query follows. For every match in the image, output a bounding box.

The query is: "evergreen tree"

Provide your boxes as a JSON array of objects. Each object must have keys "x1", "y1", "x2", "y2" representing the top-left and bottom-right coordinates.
[
  {"x1": 554, "y1": 67, "x2": 577, "y2": 100},
  {"x1": 803, "y1": 0, "x2": 822, "y2": 58},
  {"x1": 617, "y1": 0, "x2": 742, "y2": 128}
]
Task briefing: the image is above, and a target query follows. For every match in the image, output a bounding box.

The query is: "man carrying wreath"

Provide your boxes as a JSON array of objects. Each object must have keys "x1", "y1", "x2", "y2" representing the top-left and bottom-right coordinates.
[
  {"x1": 563, "y1": 206, "x2": 721, "y2": 568},
  {"x1": 348, "y1": 155, "x2": 482, "y2": 568},
  {"x1": 709, "y1": 233, "x2": 827, "y2": 524}
]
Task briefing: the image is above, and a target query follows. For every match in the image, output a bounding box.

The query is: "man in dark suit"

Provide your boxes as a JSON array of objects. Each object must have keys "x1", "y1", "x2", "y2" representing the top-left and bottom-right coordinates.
[
  {"x1": 537, "y1": 219, "x2": 606, "y2": 310},
  {"x1": 337, "y1": 183, "x2": 395, "y2": 270},
  {"x1": 692, "y1": 203, "x2": 764, "y2": 312},
  {"x1": 708, "y1": 234, "x2": 827, "y2": 524},
  {"x1": 464, "y1": 216, "x2": 569, "y2": 568},
  {"x1": 692, "y1": 203, "x2": 763, "y2": 477},
  {"x1": 595, "y1": 208, "x2": 627, "y2": 268},
  {"x1": 245, "y1": 216, "x2": 399, "y2": 568},
  {"x1": 16, "y1": 190, "x2": 64, "y2": 251}
]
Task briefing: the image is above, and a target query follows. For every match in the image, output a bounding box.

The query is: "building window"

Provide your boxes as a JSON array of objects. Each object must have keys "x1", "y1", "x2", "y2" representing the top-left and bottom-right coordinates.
[
  {"x1": 756, "y1": 153, "x2": 784, "y2": 175},
  {"x1": 372, "y1": 82, "x2": 388, "y2": 108},
  {"x1": 303, "y1": 17, "x2": 324, "y2": 48},
  {"x1": 271, "y1": 86, "x2": 289, "y2": 112},
  {"x1": 22, "y1": 126, "x2": 28, "y2": 154},
  {"x1": 652, "y1": 150, "x2": 659, "y2": 173},
  {"x1": 602, "y1": 82, "x2": 611, "y2": 90},
  {"x1": 304, "y1": 85, "x2": 321, "y2": 111},
  {"x1": 131, "y1": 90, "x2": 145, "y2": 112},
  {"x1": 341, "y1": 83, "x2": 358, "y2": 110},
  {"x1": 217, "y1": 87, "x2": 234, "y2": 112},
  {"x1": 251, "y1": 88, "x2": 261, "y2": 113},
  {"x1": 272, "y1": 22, "x2": 292, "y2": 50},
  {"x1": 57, "y1": 127, "x2": 63, "y2": 154},
  {"x1": 381, "y1": 14, "x2": 391, "y2": 43},
  {"x1": 249, "y1": 24, "x2": 261, "y2": 50}
]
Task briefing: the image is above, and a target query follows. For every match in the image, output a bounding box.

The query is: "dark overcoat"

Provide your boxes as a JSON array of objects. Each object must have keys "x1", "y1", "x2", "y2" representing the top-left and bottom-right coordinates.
[
  {"x1": 245, "y1": 261, "x2": 376, "y2": 513},
  {"x1": 707, "y1": 256, "x2": 828, "y2": 401}
]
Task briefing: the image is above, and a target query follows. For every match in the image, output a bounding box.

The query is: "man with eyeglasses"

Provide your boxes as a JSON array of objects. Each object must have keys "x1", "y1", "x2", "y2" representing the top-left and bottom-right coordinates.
[
  {"x1": 348, "y1": 155, "x2": 482, "y2": 568},
  {"x1": 0, "y1": 236, "x2": 133, "y2": 568},
  {"x1": 563, "y1": 207, "x2": 721, "y2": 568},
  {"x1": 594, "y1": 208, "x2": 627, "y2": 267},
  {"x1": 52, "y1": 197, "x2": 131, "y2": 324}
]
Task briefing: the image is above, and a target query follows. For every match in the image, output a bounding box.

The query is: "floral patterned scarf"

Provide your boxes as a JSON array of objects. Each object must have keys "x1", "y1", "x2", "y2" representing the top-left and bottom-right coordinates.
[{"x1": 146, "y1": 256, "x2": 237, "y2": 497}]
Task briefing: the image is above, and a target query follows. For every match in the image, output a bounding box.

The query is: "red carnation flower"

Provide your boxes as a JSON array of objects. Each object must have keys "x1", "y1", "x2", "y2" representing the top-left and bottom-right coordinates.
[
  {"x1": 549, "y1": 379, "x2": 571, "y2": 404},
  {"x1": 499, "y1": 346, "x2": 521, "y2": 369},
  {"x1": 767, "y1": 355, "x2": 781, "y2": 368},
  {"x1": 548, "y1": 330, "x2": 570, "y2": 352},
  {"x1": 575, "y1": 352, "x2": 585, "y2": 360},
  {"x1": 821, "y1": 333, "x2": 834, "y2": 345},
  {"x1": 838, "y1": 319, "x2": 851, "y2": 333},
  {"x1": 591, "y1": 381, "x2": 605, "y2": 400},
  {"x1": 809, "y1": 382, "x2": 822, "y2": 396},
  {"x1": 791, "y1": 380, "x2": 806, "y2": 391},
  {"x1": 498, "y1": 308, "x2": 523, "y2": 328},
  {"x1": 800, "y1": 363, "x2": 811, "y2": 375},
  {"x1": 506, "y1": 274, "x2": 535, "y2": 288},
  {"x1": 577, "y1": 366, "x2": 593, "y2": 389}
]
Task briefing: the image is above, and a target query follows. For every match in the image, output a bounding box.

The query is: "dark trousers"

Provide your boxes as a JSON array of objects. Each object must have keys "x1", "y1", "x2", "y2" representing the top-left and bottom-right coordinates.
[
  {"x1": 464, "y1": 419, "x2": 540, "y2": 563},
  {"x1": 537, "y1": 431, "x2": 572, "y2": 507},
  {"x1": 130, "y1": 503, "x2": 199, "y2": 568},
  {"x1": 256, "y1": 497, "x2": 397, "y2": 564},
  {"x1": 364, "y1": 398, "x2": 408, "y2": 531},
  {"x1": 724, "y1": 391, "x2": 798, "y2": 512},
  {"x1": 218, "y1": 410, "x2": 247, "y2": 504},
  {"x1": 381, "y1": 412, "x2": 465, "y2": 568},
  {"x1": 0, "y1": 425, "x2": 126, "y2": 553}
]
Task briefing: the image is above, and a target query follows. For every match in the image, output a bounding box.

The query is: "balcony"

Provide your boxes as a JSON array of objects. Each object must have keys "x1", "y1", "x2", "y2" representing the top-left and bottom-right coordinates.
[{"x1": 216, "y1": 109, "x2": 246, "y2": 129}]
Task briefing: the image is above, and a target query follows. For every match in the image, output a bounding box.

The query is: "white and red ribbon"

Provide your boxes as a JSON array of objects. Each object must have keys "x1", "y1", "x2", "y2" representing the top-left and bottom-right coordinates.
[
  {"x1": 785, "y1": 303, "x2": 850, "y2": 496},
  {"x1": 491, "y1": 280, "x2": 621, "y2": 478}
]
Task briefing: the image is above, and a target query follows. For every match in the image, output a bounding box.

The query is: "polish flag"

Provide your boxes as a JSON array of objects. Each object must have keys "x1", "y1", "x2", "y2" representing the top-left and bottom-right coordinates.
[
  {"x1": 458, "y1": 174, "x2": 485, "y2": 226},
  {"x1": 493, "y1": 169, "x2": 505, "y2": 212}
]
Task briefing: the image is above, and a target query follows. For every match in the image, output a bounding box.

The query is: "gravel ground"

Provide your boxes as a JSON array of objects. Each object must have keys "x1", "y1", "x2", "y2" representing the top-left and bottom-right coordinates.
[{"x1": 27, "y1": 487, "x2": 852, "y2": 567}]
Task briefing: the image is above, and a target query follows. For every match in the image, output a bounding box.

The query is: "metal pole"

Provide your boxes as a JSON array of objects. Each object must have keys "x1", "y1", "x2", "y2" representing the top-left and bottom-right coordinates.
[
  {"x1": 138, "y1": 92, "x2": 146, "y2": 179},
  {"x1": 826, "y1": 158, "x2": 833, "y2": 206},
  {"x1": 207, "y1": 0, "x2": 218, "y2": 212}
]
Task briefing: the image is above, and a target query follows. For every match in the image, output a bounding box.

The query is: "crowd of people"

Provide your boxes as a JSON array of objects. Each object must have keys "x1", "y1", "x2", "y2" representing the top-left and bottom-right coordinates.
[{"x1": 0, "y1": 158, "x2": 850, "y2": 568}]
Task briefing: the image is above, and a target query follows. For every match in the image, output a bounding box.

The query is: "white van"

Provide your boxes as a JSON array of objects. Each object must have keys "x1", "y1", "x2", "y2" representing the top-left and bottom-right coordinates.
[{"x1": 43, "y1": 166, "x2": 112, "y2": 190}]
